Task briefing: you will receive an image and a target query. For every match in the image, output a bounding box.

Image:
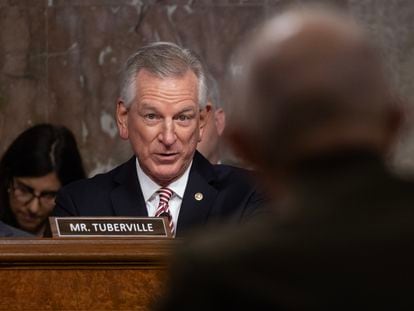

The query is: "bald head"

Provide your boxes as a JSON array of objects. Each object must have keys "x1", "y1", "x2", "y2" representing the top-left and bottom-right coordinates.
[{"x1": 230, "y1": 6, "x2": 400, "y2": 173}]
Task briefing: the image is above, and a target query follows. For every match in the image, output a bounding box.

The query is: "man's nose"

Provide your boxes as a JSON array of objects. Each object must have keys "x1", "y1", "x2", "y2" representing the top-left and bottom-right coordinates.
[{"x1": 159, "y1": 120, "x2": 177, "y2": 146}]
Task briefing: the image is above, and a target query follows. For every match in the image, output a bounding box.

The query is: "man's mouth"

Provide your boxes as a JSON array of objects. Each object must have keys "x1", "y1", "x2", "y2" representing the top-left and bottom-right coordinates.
[{"x1": 154, "y1": 152, "x2": 179, "y2": 161}]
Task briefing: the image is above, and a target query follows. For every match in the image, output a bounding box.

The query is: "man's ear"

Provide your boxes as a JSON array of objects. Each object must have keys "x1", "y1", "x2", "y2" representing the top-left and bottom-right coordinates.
[
  {"x1": 198, "y1": 104, "x2": 212, "y2": 141},
  {"x1": 214, "y1": 107, "x2": 226, "y2": 136},
  {"x1": 116, "y1": 99, "x2": 129, "y2": 140}
]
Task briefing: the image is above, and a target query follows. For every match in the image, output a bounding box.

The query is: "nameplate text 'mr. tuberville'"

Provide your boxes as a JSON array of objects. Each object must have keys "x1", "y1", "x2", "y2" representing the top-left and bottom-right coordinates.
[{"x1": 49, "y1": 217, "x2": 171, "y2": 238}]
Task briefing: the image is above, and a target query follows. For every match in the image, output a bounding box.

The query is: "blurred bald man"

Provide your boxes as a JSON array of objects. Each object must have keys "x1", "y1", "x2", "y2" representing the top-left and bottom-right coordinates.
[{"x1": 159, "y1": 6, "x2": 414, "y2": 310}]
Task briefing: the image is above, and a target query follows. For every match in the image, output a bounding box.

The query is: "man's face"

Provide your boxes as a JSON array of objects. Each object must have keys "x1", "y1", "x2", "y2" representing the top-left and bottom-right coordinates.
[{"x1": 117, "y1": 69, "x2": 206, "y2": 186}]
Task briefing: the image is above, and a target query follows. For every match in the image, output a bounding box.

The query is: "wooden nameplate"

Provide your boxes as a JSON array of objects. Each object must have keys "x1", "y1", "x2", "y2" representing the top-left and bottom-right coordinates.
[{"x1": 49, "y1": 216, "x2": 172, "y2": 238}]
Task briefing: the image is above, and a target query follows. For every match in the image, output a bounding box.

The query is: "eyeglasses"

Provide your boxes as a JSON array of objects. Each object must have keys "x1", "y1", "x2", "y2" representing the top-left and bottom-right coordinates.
[{"x1": 9, "y1": 180, "x2": 58, "y2": 207}]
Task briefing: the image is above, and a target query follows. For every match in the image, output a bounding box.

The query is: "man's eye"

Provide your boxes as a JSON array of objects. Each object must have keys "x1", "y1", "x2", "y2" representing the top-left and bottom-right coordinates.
[
  {"x1": 145, "y1": 113, "x2": 158, "y2": 120},
  {"x1": 177, "y1": 115, "x2": 191, "y2": 121}
]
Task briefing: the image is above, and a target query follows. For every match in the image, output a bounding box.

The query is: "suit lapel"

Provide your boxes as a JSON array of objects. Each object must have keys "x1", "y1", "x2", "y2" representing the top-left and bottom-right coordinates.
[
  {"x1": 110, "y1": 157, "x2": 148, "y2": 216},
  {"x1": 177, "y1": 152, "x2": 218, "y2": 234}
]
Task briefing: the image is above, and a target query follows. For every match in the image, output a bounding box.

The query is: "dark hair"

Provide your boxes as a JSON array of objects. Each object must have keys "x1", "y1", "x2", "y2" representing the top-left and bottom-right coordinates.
[{"x1": 0, "y1": 124, "x2": 86, "y2": 227}]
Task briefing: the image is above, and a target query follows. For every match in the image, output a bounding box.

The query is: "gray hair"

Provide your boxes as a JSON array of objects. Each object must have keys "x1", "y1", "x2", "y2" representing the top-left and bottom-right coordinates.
[
  {"x1": 206, "y1": 72, "x2": 222, "y2": 109},
  {"x1": 120, "y1": 42, "x2": 207, "y2": 108}
]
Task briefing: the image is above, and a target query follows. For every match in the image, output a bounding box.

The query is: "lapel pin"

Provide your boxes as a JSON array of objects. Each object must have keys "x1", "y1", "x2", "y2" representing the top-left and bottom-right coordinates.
[{"x1": 194, "y1": 192, "x2": 203, "y2": 201}]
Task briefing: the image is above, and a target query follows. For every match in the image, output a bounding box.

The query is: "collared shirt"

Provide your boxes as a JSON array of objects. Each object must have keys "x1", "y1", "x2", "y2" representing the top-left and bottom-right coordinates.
[{"x1": 136, "y1": 158, "x2": 192, "y2": 233}]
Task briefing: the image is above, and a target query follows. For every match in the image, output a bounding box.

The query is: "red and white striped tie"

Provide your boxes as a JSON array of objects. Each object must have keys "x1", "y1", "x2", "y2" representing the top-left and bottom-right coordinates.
[{"x1": 155, "y1": 188, "x2": 174, "y2": 236}]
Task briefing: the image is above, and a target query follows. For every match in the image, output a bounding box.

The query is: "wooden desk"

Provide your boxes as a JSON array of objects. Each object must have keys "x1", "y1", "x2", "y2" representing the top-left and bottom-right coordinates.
[{"x1": 0, "y1": 238, "x2": 175, "y2": 311}]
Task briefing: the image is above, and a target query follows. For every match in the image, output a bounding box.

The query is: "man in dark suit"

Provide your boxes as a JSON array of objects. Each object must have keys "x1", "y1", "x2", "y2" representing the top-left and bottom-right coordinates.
[
  {"x1": 53, "y1": 42, "x2": 265, "y2": 237},
  {"x1": 159, "y1": 6, "x2": 414, "y2": 309}
]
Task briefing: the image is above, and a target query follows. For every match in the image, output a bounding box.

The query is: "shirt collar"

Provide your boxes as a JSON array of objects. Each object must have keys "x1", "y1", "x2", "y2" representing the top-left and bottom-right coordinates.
[{"x1": 136, "y1": 158, "x2": 193, "y2": 202}]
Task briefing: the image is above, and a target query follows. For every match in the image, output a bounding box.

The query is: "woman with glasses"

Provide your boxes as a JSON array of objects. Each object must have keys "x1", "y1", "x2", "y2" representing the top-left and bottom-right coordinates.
[{"x1": 0, "y1": 124, "x2": 86, "y2": 236}]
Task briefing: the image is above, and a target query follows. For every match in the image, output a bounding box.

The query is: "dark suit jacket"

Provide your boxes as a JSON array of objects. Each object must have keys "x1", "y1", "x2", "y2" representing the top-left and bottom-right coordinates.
[
  {"x1": 159, "y1": 151, "x2": 414, "y2": 309},
  {"x1": 53, "y1": 151, "x2": 265, "y2": 237}
]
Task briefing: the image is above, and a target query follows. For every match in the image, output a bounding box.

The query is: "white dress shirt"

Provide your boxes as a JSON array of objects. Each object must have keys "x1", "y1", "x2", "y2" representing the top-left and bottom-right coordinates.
[{"x1": 136, "y1": 158, "x2": 192, "y2": 233}]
